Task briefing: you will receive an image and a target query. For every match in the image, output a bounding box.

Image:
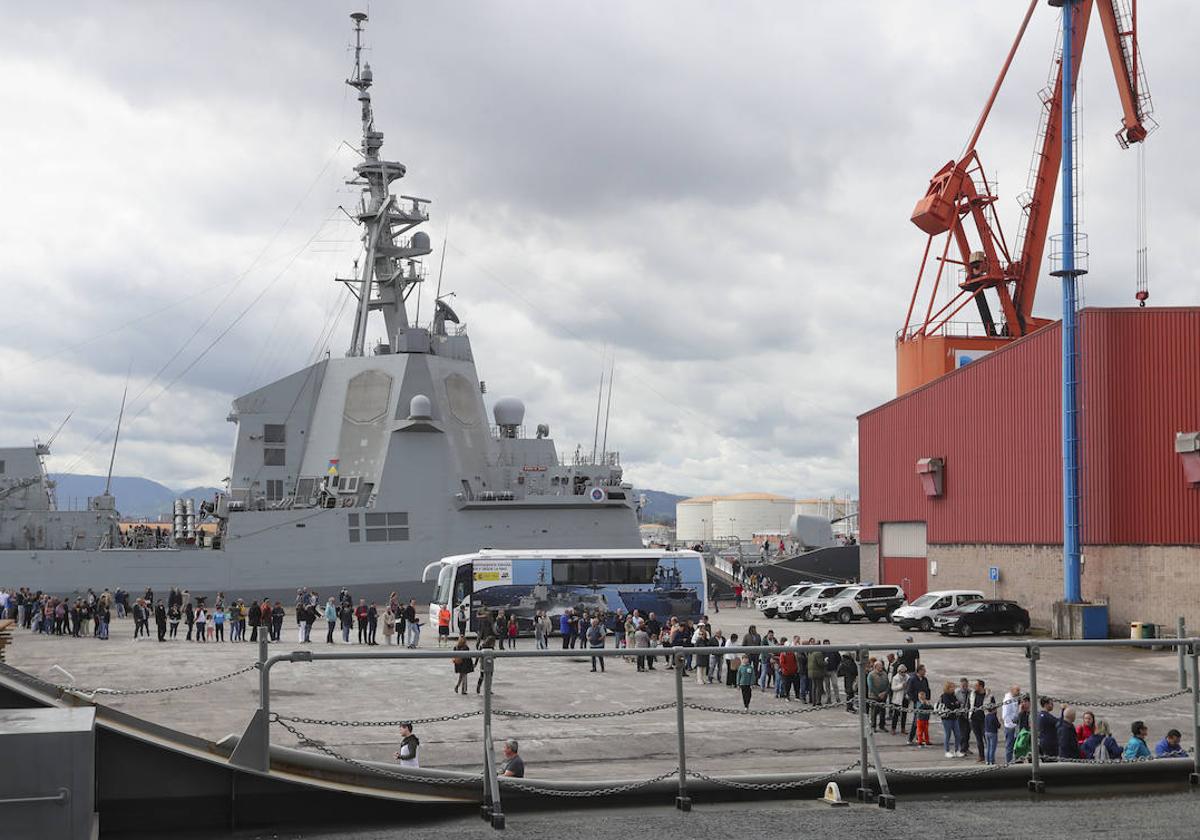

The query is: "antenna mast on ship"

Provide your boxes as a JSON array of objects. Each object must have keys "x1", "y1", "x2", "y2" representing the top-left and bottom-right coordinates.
[{"x1": 343, "y1": 12, "x2": 433, "y2": 357}]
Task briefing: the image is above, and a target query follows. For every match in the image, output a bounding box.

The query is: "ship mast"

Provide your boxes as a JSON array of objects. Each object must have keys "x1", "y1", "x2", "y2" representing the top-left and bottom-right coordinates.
[{"x1": 343, "y1": 12, "x2": 433, "y2": 357}]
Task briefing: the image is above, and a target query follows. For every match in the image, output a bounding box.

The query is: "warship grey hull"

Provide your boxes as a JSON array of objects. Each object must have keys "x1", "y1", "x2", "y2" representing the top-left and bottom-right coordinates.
[{"x1": 5, "y1": 501, "x2": 639, "y2": 605}]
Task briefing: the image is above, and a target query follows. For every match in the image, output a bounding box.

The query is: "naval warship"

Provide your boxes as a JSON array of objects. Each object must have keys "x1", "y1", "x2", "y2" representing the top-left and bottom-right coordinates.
[{"x1": 0, "y1": 13, "x2": 641, "y2": 604}]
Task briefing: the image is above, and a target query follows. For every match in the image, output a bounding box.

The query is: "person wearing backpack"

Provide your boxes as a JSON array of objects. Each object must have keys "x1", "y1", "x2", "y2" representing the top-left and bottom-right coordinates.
[{"x1": 1082, "y1": 719, "x2": 1122, "y2": 761}]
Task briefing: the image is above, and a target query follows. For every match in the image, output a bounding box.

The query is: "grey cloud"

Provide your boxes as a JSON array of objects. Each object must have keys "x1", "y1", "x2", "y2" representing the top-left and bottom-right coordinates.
[{"x1": 1, "y1": 1, "x2": 1197, "y2": 497}]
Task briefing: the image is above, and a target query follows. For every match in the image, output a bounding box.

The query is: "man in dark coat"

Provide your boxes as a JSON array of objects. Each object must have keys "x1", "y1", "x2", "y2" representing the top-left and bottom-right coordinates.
[
  {"x1": 1038, "y1": 698, "x2": 1059, "y2": 758},
  {"x1": 154, "y1": 600, "x2": 168, "y2": 642},
  {"x1": 1057, "y1": 707, "x2": 1082, "y2": 759},
  {"x1": 248, "y1": 599, "x2": 262, "y2": 642}
]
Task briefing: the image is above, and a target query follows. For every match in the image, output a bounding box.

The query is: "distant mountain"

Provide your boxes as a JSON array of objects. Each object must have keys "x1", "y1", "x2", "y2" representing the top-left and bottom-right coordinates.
[
  {"x1": 639, "y1": 489, "x2": 688, "y2": 525},
  {"x1": 49, "y1": 474, "x2": 222, "y2": 519}
]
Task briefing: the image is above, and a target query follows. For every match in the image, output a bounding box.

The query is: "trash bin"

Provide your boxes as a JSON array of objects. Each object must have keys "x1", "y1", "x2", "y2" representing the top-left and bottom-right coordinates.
[{"x1": 1130, "y1": 621, "x2": 1146, "y2": 639}]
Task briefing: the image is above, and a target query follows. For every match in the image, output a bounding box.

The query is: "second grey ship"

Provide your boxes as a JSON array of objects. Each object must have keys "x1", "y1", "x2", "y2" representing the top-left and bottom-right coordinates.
[{"x1": 0, "y1": 13, "x2": 641, "y2": 603}]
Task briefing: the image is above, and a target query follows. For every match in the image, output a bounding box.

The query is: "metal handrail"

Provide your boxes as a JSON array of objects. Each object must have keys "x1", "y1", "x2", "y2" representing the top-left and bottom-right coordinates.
[
  {"x1": 229, "y1": 634, "x2": 1200, "y2": 829},
  {"x1": 0, "y1": 788, "x2": 68, "y2": 806}
]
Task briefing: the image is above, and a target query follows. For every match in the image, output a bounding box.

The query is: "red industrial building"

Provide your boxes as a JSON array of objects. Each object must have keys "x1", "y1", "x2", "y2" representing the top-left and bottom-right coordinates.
[{"x1": 857, "y1": 307, "x2": 1200, "y2": 631}]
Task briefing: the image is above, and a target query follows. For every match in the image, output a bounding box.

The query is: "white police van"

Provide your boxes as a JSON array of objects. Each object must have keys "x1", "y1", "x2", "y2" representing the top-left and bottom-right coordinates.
[
  {"x1": 755, "y1": 583, "x2": 813, "y2": 618},
  {"x1": 780, "y1": 584, "x2": 850, "y2": 622},
  {"x1": 812, "y1": 584, "x2": 907, "y2": 624}
]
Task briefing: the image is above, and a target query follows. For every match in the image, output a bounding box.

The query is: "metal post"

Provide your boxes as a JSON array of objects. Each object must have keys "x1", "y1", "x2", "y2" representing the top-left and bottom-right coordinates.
[
  {"x1": 1178, "y1": 618, "x2": 1188, "y2": 691},
  {"x1": 856, "y1": 645, "x2": 873, "y2": 802},
  {"x1": 864, "y1": 719, "x2": 895, "y2": 809},
  {"x1": 480, "y1": 653, "x2": 505, "y2": 829},
  {"x1": 228, "y1": 634, "x2": 271, "y2": 772},
  {"x1": 674, "y1": 652, "x2": 691, "y2": 811},
  {"x1": 1059, "y1": 0, "x2": 1083, "y2": 605},
  {"x1": 258, "y1": 635, "x2": 270, "y2": 719},
  {"x1": 1190, "y1": 644, "x2": 1199, "y2": 786},
  {"x1": 1027, "y1": 645, "x2": 1044, "y2": 793}
]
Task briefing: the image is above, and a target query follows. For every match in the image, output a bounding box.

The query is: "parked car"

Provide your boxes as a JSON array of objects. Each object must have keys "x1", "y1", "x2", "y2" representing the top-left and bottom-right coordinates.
[
  {"x1": 934, "y1": 599, "x2": 1031, "y2": 636},
  {"x1": 892, "y1": 590, "x2": 985, "y2": 632},
  {"x1": 814, "y1": 585, "x2": 907, "y2": 624},
  {"x1": 756, "y1": 583, "x2": 813, "y2": 618},
  {"x1": 781, "y1": 584, "x2": 850, "y2": 622}
]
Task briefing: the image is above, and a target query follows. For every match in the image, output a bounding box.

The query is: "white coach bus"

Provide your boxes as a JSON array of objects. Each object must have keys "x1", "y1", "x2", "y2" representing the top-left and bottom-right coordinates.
[{"x1": 424, "y1": 548, "x2": 708, "y2": 634}]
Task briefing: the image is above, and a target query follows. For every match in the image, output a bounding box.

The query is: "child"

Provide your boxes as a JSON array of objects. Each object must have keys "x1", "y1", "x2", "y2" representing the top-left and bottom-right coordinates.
[
  {"x1": 736, "y1": 655, "x2": 756, "y2": 709},
  {"x1": 914, "y1": 690, "x2": 933, "y2": 748},
  {"x1": 983, "y1": 696, "x2": 1001, "y2": 764}
]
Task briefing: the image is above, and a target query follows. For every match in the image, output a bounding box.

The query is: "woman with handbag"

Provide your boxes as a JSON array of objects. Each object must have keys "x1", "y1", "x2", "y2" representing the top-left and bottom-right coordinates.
[{"x1": 453, "y1": 636, "x2": 474, "y2": 694}]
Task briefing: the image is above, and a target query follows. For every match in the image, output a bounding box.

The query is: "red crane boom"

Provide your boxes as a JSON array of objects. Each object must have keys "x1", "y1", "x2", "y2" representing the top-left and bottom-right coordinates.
[{"x1": 896, "y1": 0, "x2": 1153, "y2": 396}]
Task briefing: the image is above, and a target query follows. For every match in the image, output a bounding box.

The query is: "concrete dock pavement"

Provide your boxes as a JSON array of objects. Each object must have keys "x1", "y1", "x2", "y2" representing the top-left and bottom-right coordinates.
[{"x1": 6, "y1": 605, "x2": 1196, "y2": 780}]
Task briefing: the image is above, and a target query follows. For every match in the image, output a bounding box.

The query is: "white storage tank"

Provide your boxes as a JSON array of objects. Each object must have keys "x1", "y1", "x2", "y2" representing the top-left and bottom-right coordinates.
[
  {"x1": 711, "y1": 493, "x2": 795, "y2": 540},
  {"x1": 675, "y1": 495, "x2": 715, "y2": 542}
]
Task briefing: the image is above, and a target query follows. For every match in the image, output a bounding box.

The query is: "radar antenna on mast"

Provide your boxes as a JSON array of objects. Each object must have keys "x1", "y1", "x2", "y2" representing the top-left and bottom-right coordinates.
[{"x1": 341, "y1": 12, "x2": 432, "y2": 358}]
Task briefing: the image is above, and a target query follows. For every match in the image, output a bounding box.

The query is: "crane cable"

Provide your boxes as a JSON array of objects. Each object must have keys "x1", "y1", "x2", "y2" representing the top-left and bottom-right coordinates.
[{"x1": 1135, "y1": 143, "x2": 1149, "y2": 305}]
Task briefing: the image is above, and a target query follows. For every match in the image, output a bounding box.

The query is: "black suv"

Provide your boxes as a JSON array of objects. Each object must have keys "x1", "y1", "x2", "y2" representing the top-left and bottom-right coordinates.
[{"x1": 935, "y1": 599, "x2": 1030, "y2": 636}]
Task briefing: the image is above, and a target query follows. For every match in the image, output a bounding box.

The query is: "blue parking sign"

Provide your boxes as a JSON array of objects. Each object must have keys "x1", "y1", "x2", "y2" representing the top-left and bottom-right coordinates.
[{"x1": 988, "y1": 566, "x2": 1000, "y2": 582}]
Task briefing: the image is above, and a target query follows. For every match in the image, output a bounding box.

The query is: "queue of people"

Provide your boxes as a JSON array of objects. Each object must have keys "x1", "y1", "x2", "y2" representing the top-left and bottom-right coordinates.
[{"x1": 5, "y1": 583, "x2": 1190, "y2": 773}]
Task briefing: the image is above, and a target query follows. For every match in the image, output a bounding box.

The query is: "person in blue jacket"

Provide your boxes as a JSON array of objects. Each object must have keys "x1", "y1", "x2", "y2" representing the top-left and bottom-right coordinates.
[
  {"x1": 1037, "y1": 697, "x2": 1059, "y2": 757},
  {"x1": 560, "y1": 609, "x2": 574, "y2": 650},
  {"x1": 1081, "y1": 719, "x2": 1123, "y2": 761},
  {"x1": 1123, "y1": 720, "x2": 1152, "y2": 760},
  {"x1": 1154, "y1": 728, "x2": 1188, "y2": 757}
]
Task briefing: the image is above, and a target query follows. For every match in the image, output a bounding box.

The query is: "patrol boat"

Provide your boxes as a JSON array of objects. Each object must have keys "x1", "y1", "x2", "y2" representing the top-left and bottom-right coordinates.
[{"x1": 0, "y1": 13, "x2": 641, "y2": 604}]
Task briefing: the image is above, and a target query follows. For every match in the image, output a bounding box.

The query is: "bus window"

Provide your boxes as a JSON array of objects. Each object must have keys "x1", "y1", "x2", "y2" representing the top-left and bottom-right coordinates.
[
  {"x1": 453, "y1": 564, "x2": 472, "y2": 606},
  {"x1": 626, "y1": 559, "x2": 658, "y2": 584},
  {"x1": 552, "y1": 559, "x2": 591, "y2": 584},
  {"x1": 435, "y1": 564, "x2": 454, "y2": 608}
]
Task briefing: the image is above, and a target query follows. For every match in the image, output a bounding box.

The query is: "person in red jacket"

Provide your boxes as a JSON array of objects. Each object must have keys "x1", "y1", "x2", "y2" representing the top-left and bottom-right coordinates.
[
  {"x1": 777, "y1": 646, "x2": 800, "y2": 701},
  {"x1": 355, "y1": 599, "x2": 370, "y2": 644}
]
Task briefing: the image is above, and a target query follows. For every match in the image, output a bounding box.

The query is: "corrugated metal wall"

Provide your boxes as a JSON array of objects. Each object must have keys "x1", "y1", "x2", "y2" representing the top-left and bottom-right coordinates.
[
  {"x1": 859, "y1": 308, "x2": 1200, "y2": 547},
  {"x1": 1081, "y1": 308, "x2": 1200, "y2": 544}
]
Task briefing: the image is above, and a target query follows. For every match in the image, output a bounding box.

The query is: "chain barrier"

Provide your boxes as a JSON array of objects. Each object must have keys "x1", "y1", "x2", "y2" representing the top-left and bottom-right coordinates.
[
  {"x1": 503, "y1": 768, "x2": 682, "y2": 798},
  {"x1": 270, "y1": 714, "x2": 483, "y2": 786},
  {"x1": 1042, "y1": 688, "x2": 1193, "y2": 708},
  {"x1": 273, "y1": 710, "x2": 483, "y2": 728},
  {"x1": 684, "y1": 700, "x2": 847, "y2": 716},
  {"x1": 57, "y1": 663, "x2": 259, "y2": 697},
  {"x1": 493, "y1": 702, "x2": 676, "y2": 720},
  {"x1": 687, "y1": 761, "x2": 860, "y2": 791}
]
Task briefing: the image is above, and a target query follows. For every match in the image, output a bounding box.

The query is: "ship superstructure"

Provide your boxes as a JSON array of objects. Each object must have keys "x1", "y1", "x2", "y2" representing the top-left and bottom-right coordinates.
[{"x1": 0, "y1": 13, "x2": 640, "y2": 602}]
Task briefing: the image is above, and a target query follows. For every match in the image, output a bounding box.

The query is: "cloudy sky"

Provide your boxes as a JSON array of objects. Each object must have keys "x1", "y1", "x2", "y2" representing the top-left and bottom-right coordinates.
[{"x1": 1, "y1": 1, "x2": 1197, "y2": 498}]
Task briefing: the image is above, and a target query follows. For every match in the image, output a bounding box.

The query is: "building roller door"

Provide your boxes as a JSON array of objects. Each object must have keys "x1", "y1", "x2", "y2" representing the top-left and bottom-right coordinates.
[{"x1": 880, "y1": 522, "x2": 928, "y2": 600}]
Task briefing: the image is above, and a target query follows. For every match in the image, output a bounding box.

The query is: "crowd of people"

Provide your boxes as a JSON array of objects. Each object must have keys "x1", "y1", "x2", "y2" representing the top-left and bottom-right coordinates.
[
  {"x1": 0, "y1": 585, "x2": 433, "y2": 648},
  {"x1": 1, "y1": 585, "x2": 1189, "y2": 771}
]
